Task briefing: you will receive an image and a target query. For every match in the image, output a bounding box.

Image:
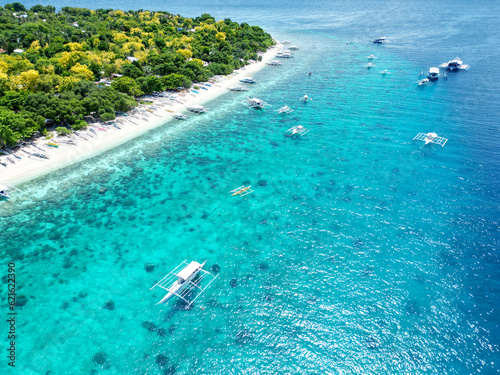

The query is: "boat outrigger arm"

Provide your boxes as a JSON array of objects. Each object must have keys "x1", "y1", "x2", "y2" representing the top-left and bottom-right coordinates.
[
  {"x1": 229, "y1": 185, "x2": 254, "y2": 197},
  {"x1": 150, "y1": 260, "x2": 219, "y2": 307}
]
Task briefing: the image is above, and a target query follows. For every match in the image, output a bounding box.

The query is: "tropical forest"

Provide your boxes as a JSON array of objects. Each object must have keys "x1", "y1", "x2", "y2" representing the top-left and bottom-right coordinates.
[{"x1": 0, "y1": 3, "x2": 274, "y2": 146}]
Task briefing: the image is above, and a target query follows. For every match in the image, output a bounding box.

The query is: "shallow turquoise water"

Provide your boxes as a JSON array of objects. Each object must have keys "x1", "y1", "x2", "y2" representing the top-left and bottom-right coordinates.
[{"x1": 2, "y1": 1, "x2": 500, "y2": 374}]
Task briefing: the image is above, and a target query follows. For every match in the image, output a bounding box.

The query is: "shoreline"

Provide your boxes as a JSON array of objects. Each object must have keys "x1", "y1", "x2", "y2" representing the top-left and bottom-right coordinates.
[{"x1": 0, "y1": 42, "x2": 281, "y2": 186}]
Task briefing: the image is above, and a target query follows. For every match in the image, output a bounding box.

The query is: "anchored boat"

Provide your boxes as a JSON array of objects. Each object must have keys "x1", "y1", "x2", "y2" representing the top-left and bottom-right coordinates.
[
  {"x1": 413, "y1": 132, "x2": 448, "y2": 147},
  {"x1": 150, "y1": 260, "x2": 218, "y2": 306}
]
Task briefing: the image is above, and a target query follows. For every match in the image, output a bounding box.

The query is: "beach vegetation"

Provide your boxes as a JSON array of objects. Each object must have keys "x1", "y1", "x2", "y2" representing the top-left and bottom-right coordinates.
[
  {"x1": 55, "y1": 126, "x2": 72, "y2": 136},
  {"x1": 0, "y1": 3, "x2": 273, "y2": 147}
]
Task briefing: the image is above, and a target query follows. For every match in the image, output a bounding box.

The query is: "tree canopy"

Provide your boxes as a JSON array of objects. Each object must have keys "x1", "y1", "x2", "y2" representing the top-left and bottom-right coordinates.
[{"x1": 0, "y1": 4, "x2": 274, "y2": 146}]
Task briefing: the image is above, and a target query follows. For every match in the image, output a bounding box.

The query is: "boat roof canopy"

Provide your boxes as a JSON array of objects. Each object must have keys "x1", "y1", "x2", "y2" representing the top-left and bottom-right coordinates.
[
  {"x1": 176, "y1": 261, "x2": 201, "y2": 280},
  {"x1": 429, "y1": 67, "x2": 439, "y2": 73}
]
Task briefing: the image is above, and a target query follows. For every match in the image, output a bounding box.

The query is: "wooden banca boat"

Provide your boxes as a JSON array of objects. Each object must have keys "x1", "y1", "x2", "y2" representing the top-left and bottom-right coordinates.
[{"x1": 229, "y1": 185, "x2": 254, "y2": 197}]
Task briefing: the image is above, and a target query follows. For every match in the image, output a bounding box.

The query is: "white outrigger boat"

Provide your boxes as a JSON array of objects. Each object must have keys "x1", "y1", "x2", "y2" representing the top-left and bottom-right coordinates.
[
  {"x1": 150, "y1": 260, "x2": 218, "y2": 306},
  {"x1": 186, "y1": 104, "x2": 207, "y2": 114},
  {"x1": 0, "y1": 182, "x2": 21, "y2": 200},
  {"x1": 416, "y1": 78, "x2": 433, "y2": 86},
  {"x1": 281, "y1": 40, "x2": 290, "y2": 44},
  {"x1": 239, "y1": 77, "x2": 256, "y2": 84},
  {"x1": 286, "y1": 125, "x2": 310, "y2": 137},
  {"x1": 230, "y1": 185, "x2": 254, "y2": 197},
  {"x1": 413, "y1": 132, "x2": 448, "y2": 147},
  {"x1": 300, "y1": 94, "x2": 311, "y2": 102},
  {"x1": 266, "y1": 60, "x2": 282, "y2": 66},
  {"x1": 276, "y1": 51, "x2": 293, "y2": 58},
  {"x1": 439, "y1": 57, "x2": 469, "y2": 71},
  {"x1": 289, "y1": 45, "x2": 299, "y2": 50},
  {"x1": 228, "y1": 85, "x2": 249, "y2": 92},
  {"x1": 365, "y1": 62, "x2": 375, "y2": 69},
  {"x1": 172, "y1": 112, "x2": 188, "y2": 120},
  {"x1": 277, "y1": 105, "x2": 294, "y2": 114},
  {"x1": 380, "y1": 69, "x2": 391, "y2": 75},
  {"x1": 367, "y1": 54, "x2": 377, "y2": 59},
  {"x1": 427, "y1": 67, "x2": 440, "y2": 80},
  {"x1": 243, "y1": 97, "x2": 270, "y2": 109}
]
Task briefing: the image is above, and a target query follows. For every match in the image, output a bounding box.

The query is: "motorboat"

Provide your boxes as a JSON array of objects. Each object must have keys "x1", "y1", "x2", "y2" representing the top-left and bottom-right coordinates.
[
  {"x1": 266, "y1": 60, "x2": 282, "y2": 66},
  {"x1": 150, "y1": 260, "x2": 218, "y2": 307},
  {"x1": 439, "y1": 57, "x2": 470, "y2": 71},
  {"x1": 373, "y1": 37, "x2": 389, "y2": 43},
  {"x1": 300, "y1": 95, "x2": 311, "y2": 102},
  {"x1": 413, "y1": 132, "x2": 448, "y2": 147},
  {"x1": 186, "y1": 104, "x2": 207, "y2": 114},
  {"x1": 427, "y1": 67, "x2": 439, "y2": 80},
  {"x1": 239, "y1": 77, "x2": 256, "y2": 84},
  {"x1": 243, "y1": 97, "x2": 270, "y2": 109}
]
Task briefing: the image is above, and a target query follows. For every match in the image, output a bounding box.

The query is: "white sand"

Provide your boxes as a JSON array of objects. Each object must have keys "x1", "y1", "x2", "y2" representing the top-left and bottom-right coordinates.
[{"x1": 0, "y1": 43, "x2": 281, "y2": 186}]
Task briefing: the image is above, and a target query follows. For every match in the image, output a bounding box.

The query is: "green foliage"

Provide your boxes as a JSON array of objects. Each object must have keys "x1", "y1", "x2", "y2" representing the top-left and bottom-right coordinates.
[
  {"x1": 0, "y1": 4, "x2": 273, "y2": 146},
  {"x1": 55, "y1": 126, "x2": 72, "y2": 136},
  {"x1": 100, "y1": 112, "x2": 115, "y2": 121}
]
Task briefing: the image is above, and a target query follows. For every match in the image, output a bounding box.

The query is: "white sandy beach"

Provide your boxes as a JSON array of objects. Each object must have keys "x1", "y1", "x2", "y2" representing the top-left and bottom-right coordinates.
[{"x1": 0, "y1": 42, "x2": 281, "y2": 186}]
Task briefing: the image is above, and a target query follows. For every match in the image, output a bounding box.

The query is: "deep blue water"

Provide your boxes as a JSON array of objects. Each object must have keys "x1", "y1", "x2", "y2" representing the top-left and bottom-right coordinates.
[{"x1": 1, "y1": 1, "x2": 499, "y2": 374}]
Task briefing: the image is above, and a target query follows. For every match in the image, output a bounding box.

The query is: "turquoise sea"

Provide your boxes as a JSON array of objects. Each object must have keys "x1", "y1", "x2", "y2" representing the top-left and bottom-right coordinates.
[{"x1": 1, "y1": 0, "x2": 499, "y2": 374}]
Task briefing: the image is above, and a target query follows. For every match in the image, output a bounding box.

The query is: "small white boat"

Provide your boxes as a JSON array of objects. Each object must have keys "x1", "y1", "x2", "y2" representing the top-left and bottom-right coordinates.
[
  {"x1": 417, "y1": 78, "x2": 433, "y2": 86},
  {"x1": 186, "y1": 104, "x2": 206, "y2": 114},
  {"x1": 281, "y1": 40, "x2": 290, "y2": 44},
  {"x1": 300, "y1": 94, "x2": 311, "y2": 102},
  {"x1": 239, "y1": 77, "x2": 256, "y2": 84},
  {"x1": 276, "y1": 52, "x2": 293, "y2": 58},
  {"x1": 413, "y1": 132, "x2": 448, "y2": 147},
  {"x1": 228, "y1": 85, "x2": 249, "y2": 92},
  {"x1": 439, "y1": 57, "x2": 469, "y2": 71},
  {"x1": 277, "y1": 105, "x2": 294, "y2": 114},
  {"x1": 289, "y1": 45, "x2": 299, "y2": 50},
  {"x1": 367, "y1": 55, "x2": 377, "y2": 59},
  {"x1": 380, "y1": 69, "x2": 391, "y2": 75},
  {"x1": 365, "y1": 63, "x2": 375, "y2": 69},
  {"x1": 0, "y1": 182, "x2": 20, "y2": 200},
  {"x1": 150, "y1": 260, "x2": 218, "y2": 306},
  {"x1": 373, "y1": 37, "x2": 389, "y2": 44},
  {"x1": 266, "y1": 60, "x2": 282, "y2": 66},
  {"x1": 173, "y1": 112, "x2": 187, "y2": 120},
  {"x1": 243, "y1": 97, "x2": 270, "y2": 109},
  {"x1": 286, "y1": 125, "x2": 310, "y2": 137},
  {"x1": 229, "y1": 185, "x2": 254, "y2": 197},
  {"x1": 427, "y1": 67, "x2": 440, "y2": 80}
]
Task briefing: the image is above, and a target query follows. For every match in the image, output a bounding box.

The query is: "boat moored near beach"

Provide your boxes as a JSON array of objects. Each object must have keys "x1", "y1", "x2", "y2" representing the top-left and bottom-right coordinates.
[
  {"x1": 186, "y1": 104, "x2": 207, "y2": 114},
  {"x1": 289, "y1": 45, "x2": 299, "y2": 50},
  {"x1": 229, "y1": 85, "x2": 249, "y2": 91},
  {"x1": 266, "y1": 60, "x2": 282, "y2": 66},
  {"x1": 239, "y1": 77, "x2": 256, "y2": 84},
  {"x1": 243, "y1": 97, "x2": 270, "y2": 109},
  {"x1": 413, "y1": 132, "x2": 448, "y2": 147},
  {"x1": 173, "y1": 112, "x2": 188, "y2": 120},
  {"x1": 0, "y1": 182, "x2": 21, "y2": 200}
]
